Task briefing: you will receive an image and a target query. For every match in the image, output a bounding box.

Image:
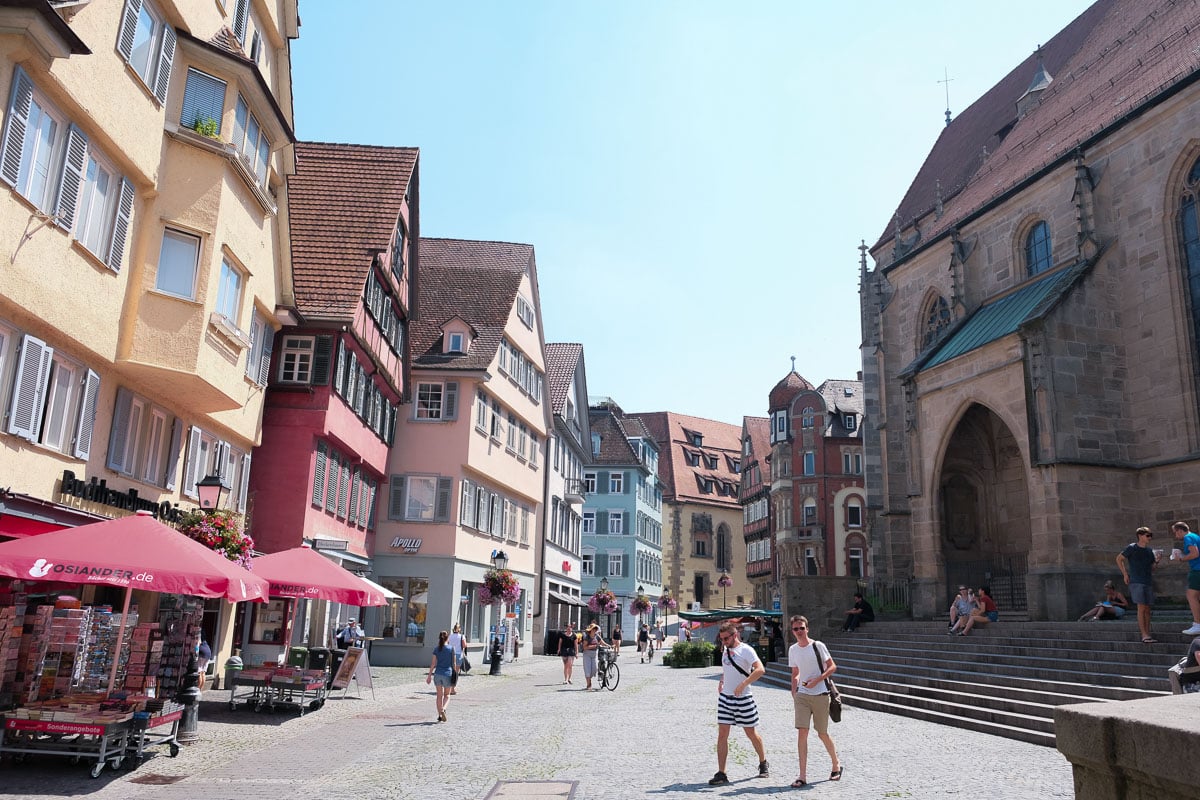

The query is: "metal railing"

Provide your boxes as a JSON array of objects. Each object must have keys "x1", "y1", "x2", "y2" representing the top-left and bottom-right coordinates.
[
  {"x1": 945, "y1": 554, "x2": 1028, "y2": 611},
  {"x1": 858, "y1": 576, "x2": 911, "y2": 615}
]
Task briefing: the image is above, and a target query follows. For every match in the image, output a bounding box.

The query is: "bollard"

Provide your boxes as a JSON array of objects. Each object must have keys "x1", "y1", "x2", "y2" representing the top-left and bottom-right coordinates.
[
  {"x1": 176, "y1": 652, "x2": 201, "y2": 745},
  {"x1": 489, "y1": 637, "x2": 502, "y2": 675}
]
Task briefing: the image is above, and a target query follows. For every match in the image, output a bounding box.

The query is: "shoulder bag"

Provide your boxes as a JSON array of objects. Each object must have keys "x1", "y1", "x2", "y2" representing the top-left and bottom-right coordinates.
[{"x1": 810, "y1": 641, "x2": 843, "y2": 722}]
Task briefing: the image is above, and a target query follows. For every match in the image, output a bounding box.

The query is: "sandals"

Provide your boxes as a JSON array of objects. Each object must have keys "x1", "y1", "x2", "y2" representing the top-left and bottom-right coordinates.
[
  {"x1": 1142, "y1": 637, "x2": 1159, "y2": 644},
  {"x1": 790, "y1": 778, "x2": 807, "y2": 788},
  {"x1": 830, "y1": 766, "x2": 844, "y2": 781}
]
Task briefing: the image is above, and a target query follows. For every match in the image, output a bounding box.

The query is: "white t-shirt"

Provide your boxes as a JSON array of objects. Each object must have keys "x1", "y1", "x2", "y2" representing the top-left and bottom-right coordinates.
[
  {"x1": 448, "y1": 632, "x2": 465, "y2": 656},
  {"x1": 721, "y1": 641, "x2": 761, "y2": 693},
  {"x1": 789, "y1": 640, "x2": 831, "y2": 696}
]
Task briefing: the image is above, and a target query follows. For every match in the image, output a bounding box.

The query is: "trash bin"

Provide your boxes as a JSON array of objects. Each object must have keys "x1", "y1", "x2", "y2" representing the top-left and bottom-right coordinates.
[
  {"x1": 307, "y1": 647, "x2": 330, "y2": 672},
  {"x1": 287, "y1": 646, "x2": 308, "y2": 669},
  {"x1": 223, "y1": 651, "x2": 243, "y2": 690},
  {"x1": 328, "y1": 648, "x2": 346, "y2": 687}
]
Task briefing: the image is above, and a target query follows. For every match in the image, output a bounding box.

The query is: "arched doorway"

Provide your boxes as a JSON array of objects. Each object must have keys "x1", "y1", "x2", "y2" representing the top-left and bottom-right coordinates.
[{"x1": 939, "y1": 404, "x2": 1031, "y2": 611}]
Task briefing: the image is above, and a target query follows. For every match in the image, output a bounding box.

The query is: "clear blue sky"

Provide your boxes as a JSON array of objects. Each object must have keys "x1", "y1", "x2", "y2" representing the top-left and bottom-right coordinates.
[{"x1": 291, "y1": 1, "x2": 1093, "y2": 426}]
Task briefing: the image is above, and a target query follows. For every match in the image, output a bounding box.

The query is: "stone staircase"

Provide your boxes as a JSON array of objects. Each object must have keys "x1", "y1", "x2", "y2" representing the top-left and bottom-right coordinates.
[{"x1": 760, "y1": 617, "x2": 1193, "y2": 747}]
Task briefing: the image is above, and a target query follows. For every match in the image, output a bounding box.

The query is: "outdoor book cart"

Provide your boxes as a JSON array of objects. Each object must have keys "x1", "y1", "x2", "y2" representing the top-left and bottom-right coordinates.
[
  {"x1": 0, "y1": 714, "x2": 132, "y2": 778},
  {"x1": 228, "y1": 667, "x2": 327, "y2": 715},
  {"x1": 126, "y1": 708, "x2": 183, "y2": 764}
]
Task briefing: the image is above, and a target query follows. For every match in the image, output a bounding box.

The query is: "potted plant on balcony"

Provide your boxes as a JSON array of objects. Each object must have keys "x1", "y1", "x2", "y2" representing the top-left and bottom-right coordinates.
[
  {"x1": 176, "y1": 509, "x2": 254, "y2": 569},
  {"x1": 477, "y1": 568, "x2": 521, "y2": 606}
]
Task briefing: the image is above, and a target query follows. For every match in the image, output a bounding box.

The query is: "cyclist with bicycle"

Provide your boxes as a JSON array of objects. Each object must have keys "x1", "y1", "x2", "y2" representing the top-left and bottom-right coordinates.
[{"x1": 581, "y1": 623, "x2": 605, "y2": 691}]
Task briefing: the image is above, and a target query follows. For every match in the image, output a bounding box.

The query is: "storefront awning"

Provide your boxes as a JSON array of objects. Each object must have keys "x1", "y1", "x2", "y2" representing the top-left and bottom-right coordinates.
[
  {"x1": 0, "y1": 493, "x2": 108, "y2": 538},
  {"x1": 549, "y1": 590, "x2": 586, "y2": 607}
]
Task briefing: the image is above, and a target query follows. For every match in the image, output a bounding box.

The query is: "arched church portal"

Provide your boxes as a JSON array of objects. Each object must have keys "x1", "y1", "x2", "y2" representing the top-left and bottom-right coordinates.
[{"x1": 938, "y1": 404, "x2": 1031, "y2": 611}]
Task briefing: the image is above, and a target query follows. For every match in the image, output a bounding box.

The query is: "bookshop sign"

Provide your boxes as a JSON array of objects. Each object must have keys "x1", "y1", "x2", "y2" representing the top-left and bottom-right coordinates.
[{"x1": 59, "y1": 470, "x2": 185, "y2": 524}]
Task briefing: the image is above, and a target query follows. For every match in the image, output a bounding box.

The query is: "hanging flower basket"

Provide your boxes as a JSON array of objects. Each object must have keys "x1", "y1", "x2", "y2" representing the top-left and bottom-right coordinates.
[
  {"x1": 629, "y1": 595, "x2": 652, "y2": 616},
  {"x1": 176, "y1": 509, "x2": 254, "y2": 569},
  {"x1": 658, "y1": 593, "x2": 678, "y2": 611},
  {"x1": 477, "y1": 568, "x2": 521, "y2": 606},
  {"x1": 587, "y1": 588, "x2": 618, "y2": 614},
  {"x1": 718, "y1": 573, "x2": 733, "y2": 588}
]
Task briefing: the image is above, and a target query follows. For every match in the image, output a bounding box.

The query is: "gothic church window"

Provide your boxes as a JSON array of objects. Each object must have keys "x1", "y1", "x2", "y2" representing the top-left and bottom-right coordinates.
[
  {"x1": 1025, "y1": 220, "x2": 1052, "y2": 275},
  {"x1": 1180, "y1": 157, "x2": 1200, "y2": 376},
  {"x1": 922, "y1": 294, "x2": 951, "y2": 350}
]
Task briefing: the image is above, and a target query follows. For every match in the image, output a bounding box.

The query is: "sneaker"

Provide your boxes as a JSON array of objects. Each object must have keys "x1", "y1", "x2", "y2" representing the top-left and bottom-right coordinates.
[
  {"x1": 758, "y1": 760, "x2": 770, "y2": 778},
  {"x1": 1183, "y1": 623, "x2": 1200, "y2": 635},
  {"x1": 708, "y1": 772, "x2": 729, "y2": 786}
]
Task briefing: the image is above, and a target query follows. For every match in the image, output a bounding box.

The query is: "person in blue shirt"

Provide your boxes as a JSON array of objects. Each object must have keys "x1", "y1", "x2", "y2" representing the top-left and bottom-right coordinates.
[
  {"x1": 425, "y1": 630, "x2": 458, "y2": 722},
  {"x1": 1172, "y1": 521, "x2": 1200, "y2": 636},
  {"x1": 1117, "y1": 526, "x2": 1161, "y2": 643}
]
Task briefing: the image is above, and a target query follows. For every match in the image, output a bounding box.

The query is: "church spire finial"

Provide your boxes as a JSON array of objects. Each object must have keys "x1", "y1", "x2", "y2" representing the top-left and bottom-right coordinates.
[
  {"x1": 790, "y1": 355, "x2": 796, "y2": 373},
  {"x1": 939, "y1": 67, "x2": 954, "y2": 126}
]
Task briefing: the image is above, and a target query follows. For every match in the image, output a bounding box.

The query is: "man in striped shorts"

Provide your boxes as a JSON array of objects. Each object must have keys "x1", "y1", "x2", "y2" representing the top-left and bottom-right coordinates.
[{"x1": 709, "y1": 621, "x2": 769, "y2": 785}]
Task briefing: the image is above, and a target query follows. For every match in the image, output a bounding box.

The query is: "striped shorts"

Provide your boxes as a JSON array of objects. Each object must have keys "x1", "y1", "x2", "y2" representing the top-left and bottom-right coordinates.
[{"x1": 717, "y1": 692, "x2": 759, "y2": 728}]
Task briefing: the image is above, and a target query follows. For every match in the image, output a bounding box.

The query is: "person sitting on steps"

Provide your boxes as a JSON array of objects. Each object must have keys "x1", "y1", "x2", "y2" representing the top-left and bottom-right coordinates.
[
  {"x1": 958, "y1": 586, "x2": 998, "y2": 636},
  {"x1": 947, "y1": 586, "x2": 974, "y2": 634},
  {"x1": 1078, "y1": 580, "x2": 1129, "y2": 621}
]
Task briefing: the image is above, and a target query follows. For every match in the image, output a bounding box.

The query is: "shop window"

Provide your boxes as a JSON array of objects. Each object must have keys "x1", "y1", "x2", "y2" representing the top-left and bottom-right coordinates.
[
  {"x1": 249, "y1": 597, "x2": 292, "y2": 644},
  {"x1": 378, "y1": 576, "x2": 428, "y2": 643}
]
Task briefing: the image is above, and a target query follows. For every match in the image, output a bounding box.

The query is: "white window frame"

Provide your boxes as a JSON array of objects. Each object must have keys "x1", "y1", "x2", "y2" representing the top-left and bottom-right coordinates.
[
  {"x1": 404, "y1": 475, "x2": 439, "y2": 521},
  {"x1": 608, "y1": 511, "x2": 623, "y2": 535},
  {"x1": 279, "y1": 336, "x2": 314, "y2": 384},
  {"x1": 155, "y1": 228, "x2": 200, "y2": 300},
  {"x1": 74, "y1": 149, "x2": 118, "y2": 259},
  {"x1": 847, "y1": 501, "x2": 863, "y2": 528},
  {"x1": 583, "y1": 472, "x2": 597, "y2": 493},
  {"x1": 609, "y1": 472, "x2": 623, "y2": 494},
  {"x1": 581, "y1": 553, "x2": 594, "y2": 577},
  {"x1": 215, "y1": 258, "x2": 243, "y2": 324},
  {"x1": 446, "y1": 332, "x2": 464, "y2": 353},
  {"x1": 233, "y1": 95, "x2": 270, "y2": 185},
  {"x1": 38, "y1": 353, "x2": 78, "y2": 452},
  {"x1": 803, "y1": 451, "x2": 815, "y2": 476},
  {"x1": 582, "y1": 511, "x2": 595, "y2": 535},
  {"x1": 607, "y1": 553, "x2": 623, "y2": 578}
]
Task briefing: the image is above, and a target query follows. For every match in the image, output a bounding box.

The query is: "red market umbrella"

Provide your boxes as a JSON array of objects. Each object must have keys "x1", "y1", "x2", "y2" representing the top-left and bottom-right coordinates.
[
  {"x1": 0, "y1": 510, "x2": 269, "y2": 691},
  {"x1": 250, "y1": 546, "x2": 388, "y2": 607}
]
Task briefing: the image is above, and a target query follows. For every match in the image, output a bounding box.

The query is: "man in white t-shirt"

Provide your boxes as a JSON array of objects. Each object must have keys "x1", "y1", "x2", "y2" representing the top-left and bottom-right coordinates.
[
  {"x1": 447, "y1": 623, "x2": 467, "y2": 695},
  {"x1": 708, "y1": 621, "x2": 769, "y2": 786},
  {"x1": 787, "y1": 615, "x2": 842, "y2": 788}
]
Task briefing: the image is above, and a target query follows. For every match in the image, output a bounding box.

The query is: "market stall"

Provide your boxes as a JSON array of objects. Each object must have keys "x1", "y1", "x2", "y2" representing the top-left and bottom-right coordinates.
[
  {"x1": 239, "y1": 546, "x2": 386, "y2": 711},
  {"x1": 0, "y1": 511, "x2": 268, "y2": 775}
]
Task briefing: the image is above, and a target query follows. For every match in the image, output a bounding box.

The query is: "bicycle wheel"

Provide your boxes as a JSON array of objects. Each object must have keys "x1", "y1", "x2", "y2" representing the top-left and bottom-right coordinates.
[{"x1": 604, "y1": 660, "x2": 620, "y2": 690}]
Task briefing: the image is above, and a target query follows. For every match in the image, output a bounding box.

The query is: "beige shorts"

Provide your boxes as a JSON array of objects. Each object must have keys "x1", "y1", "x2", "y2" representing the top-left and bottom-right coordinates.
[{"x1": 793, "y1": 691, "x2": 831, "y2": 734}]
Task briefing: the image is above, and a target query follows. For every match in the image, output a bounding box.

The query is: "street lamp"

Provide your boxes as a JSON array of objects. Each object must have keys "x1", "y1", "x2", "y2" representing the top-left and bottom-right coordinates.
[
  {"x1": 638, "y1": 584, "x2": 646, "y2": 629},
  {"x1": 180, "y1": 475, "x2": 227, "y2": 744},
  {"x1": 599, "y1": 576, "x2": 609, "y2": 631},
  {"x1": 196, "y1": 474, "x2": 228, "y2": 513},
  {"x1": 719, "y1": 572, "x2": 732, "y2": 609},
  {"x1": 490, "y1": 550, "x2": 510, "y2": 674}
]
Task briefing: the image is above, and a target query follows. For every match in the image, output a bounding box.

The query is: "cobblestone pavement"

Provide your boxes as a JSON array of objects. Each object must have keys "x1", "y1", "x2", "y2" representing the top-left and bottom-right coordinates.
[{"x1": 0, "y1": 653, "x2": 1075, "y2": 799}]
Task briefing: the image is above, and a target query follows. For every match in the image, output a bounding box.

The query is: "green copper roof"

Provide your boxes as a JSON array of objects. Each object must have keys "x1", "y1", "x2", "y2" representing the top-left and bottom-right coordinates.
[{"x1": 923, "y1": 269, "x2": 1073, "y2": 370}]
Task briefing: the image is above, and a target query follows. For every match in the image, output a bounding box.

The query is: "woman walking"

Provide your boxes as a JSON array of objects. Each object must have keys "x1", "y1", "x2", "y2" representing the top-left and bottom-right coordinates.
[
  {"x1": 581, "y1": 623, "x2": 604, "y2": 690},
  {"x1": 787, "y1": 615, "x2": 842, "y2": 787},
  {"x1": 557, "y1": 623, "x2": 577, "y2": 684},
  {"x1": 425, "y1": 630, "x2": 458, "y2": 722},
  {"x1": 447, "y1": 623, "x2": 467, "y2": 694}
]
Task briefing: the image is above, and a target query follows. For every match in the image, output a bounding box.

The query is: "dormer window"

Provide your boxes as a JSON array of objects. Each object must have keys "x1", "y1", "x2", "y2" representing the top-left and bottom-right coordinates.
[
  {"x1": 843, "y1": 414, "x2": 856, "y2": 431},
  {"x1": 446, "y1": 332, "x2": 465, "y2": 353},
  {"x1": 690, "y1": 432, "x2": 703, "y2": 447}
]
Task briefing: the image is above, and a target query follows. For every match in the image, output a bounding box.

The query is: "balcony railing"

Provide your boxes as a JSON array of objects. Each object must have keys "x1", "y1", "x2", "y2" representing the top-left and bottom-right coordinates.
[{"x1": 564, "y1": 479, "x2": 585, "y2": 503}]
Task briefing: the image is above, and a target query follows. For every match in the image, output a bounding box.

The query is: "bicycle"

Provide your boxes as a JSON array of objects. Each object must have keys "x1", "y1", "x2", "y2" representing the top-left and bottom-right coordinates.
[{"x1": 597, "y1": 645, "x2": 620, "y2": 690}]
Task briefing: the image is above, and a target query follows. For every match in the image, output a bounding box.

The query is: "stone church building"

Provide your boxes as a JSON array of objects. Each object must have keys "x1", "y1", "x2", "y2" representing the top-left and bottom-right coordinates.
[{"x1": 861, "y1": 0, "x2": 1200, "y2": 619}]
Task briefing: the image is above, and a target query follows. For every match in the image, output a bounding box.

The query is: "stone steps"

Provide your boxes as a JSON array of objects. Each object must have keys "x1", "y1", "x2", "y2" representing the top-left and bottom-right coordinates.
[{"x1": 760, "y1": 621, "x2": 1181, "y2": 747}]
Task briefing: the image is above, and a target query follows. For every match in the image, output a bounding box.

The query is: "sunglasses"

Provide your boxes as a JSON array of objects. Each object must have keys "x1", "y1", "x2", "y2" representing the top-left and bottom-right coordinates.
[{"x1": 792, "y1": 626, "x2": 807, "y2": 632}]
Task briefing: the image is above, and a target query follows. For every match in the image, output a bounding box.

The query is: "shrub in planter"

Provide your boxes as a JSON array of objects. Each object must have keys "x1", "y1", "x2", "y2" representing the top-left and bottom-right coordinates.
[
  {"x1": 662, "y1": 652, "x2": 673, "y2": 667},
  {"x1": 669, "y1": 640, "x2": 715, "y2": 668}
]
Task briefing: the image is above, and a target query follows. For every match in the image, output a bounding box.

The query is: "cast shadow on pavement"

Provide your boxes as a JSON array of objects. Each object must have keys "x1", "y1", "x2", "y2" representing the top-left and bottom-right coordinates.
[{"x1": 649, "y1": 783, "x2": 805, "y2": 795}]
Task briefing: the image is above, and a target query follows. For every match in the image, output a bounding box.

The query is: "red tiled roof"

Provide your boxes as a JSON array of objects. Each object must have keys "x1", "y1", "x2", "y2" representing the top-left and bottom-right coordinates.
[
  {"x1": 743, "y1": 416, "x2": 770, "y2": 462},
  {"x1": 876, "y1": 0, "x2": 1200, "y2": 259},
  {"x1": 768, "y1": 370, "x2": 813, "y2": 412},
  {"x1": 631, "y1": 411, "x2": 742, "y2": 506},
  {"x1": 410, "y1": 238, "x2": 534, "y2": 371},
  {"x1": 545, "y1": 343, "x2": 583, "y2": 415},
  {"x1": 208, "y1": 26, "x2": 246, "y2": 60},
  {"x1": 587, "y1": 404, "x2": 643, "y2": 465},
  {"x1": 288, "y1": 142, "x2": 418, "y2": 319}
]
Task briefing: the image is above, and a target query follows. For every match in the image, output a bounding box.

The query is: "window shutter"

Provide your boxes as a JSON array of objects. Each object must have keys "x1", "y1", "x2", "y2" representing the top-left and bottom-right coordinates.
[
  {"x1": 164, "y1": 418, "x2": 182, "y2": 489},
  {"x1": 347, "y1": 468, "x2": 359, "y2": 524},
  {"x1": 336, "y1": 460, "x2": 349, "y2": 517},
  {"x1": 237, "y1": 452, "x2": 250, "y2": 513},
  {"x1": 597, "y1": 511, "x2": 608, "y2": 533},
  {"x1": 257, "y1": 324, "x2": 274, "y2": 385},
  {"x1": 154, "y1": 26, "x2": 176, "y2": 104},
  {"x1": 324, "y1": 451, "x2": 338, "y2": 509},
  {"x1": 216, "y1": 441, "x2": 231, "y2": 483},
  {"x1": 55, "y1": 125, "x2": 88, "y2": 231},
  {"x1": 388, "y1": 475, "x2": 406, "y2": 520},
  {"x1": 244, "y1": 320, "x2": 258, "y2": 380},
  {"x1": 623, "y1": 512, "x2": 630, "y2": 534},
  {"x1": 333, "y1": 338, "x2": 345, "y2": 396},
  {"x1": 312, "y1": 442, "x2": 326, "y2": 507},
  {"x1": 0, "y1": 67, "x2": 33, "y2": 188},
  {"x1": 623, "y1": 471, "x2": 631, "y2": 493},
  {"x1": 116, "y1": 0, "x2": 143, "y2": 62},
  {"x1": 444, "y1": 382, "x2": 458, "y2": 419},
  {"x1": 233, "y1": 0, "x2": 250, "y2": 43},
  {"x1": 105, "y1": 387, "x2": 133, "y2": 471},
  {"x1": 71, "y1": 369, "x2": 101, "y2": 460},
  {"x1": 312, "y1": 335, "x2": 332, "y2": 385},
  {"x1": 182, "y1": 426, "x2": 202, "y2": 498},
  {"x1": 598, "y1": 471, "x2": 609, "y2": 494},
  {"x1": 435, "y1": 477, "x2": 452, "y2": 521},
  {"x1": 6, "y1": 335, "x2": 52, "y2": 441},
  {"x1": 366, "y1": 480, "x2": 378, "y2": 530},
  {"x1": 105, "y1": 177, "x2": 135, "y2": 272},
  {"x1": 623, "y1": 553, "x2": 630, "y2": 577}
]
